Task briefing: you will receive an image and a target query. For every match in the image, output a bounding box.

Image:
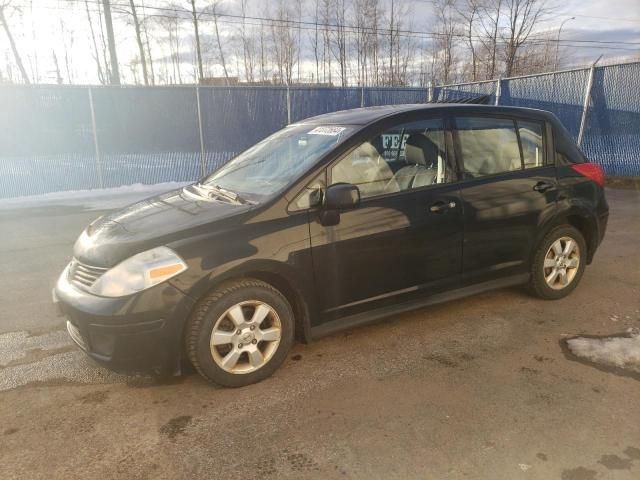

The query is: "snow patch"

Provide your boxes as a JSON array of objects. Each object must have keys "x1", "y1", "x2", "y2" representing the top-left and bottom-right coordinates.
[
  {"x1": 0, "y1": 182, "x2": 190, "y2": 211},
  {"x1": 566, "y1": 329, "x2": 640, "y2": 374}
]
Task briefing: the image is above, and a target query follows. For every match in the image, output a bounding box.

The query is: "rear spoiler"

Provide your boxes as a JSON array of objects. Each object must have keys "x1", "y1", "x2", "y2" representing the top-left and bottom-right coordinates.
[{"x1": 430, "y1": 95, "x2": 491, "y2": 105}]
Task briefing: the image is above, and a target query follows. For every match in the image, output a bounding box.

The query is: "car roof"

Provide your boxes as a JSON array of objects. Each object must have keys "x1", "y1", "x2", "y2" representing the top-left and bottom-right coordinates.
[{"x1": 298, "y1": 103, "x2": 555, "y2": 126}]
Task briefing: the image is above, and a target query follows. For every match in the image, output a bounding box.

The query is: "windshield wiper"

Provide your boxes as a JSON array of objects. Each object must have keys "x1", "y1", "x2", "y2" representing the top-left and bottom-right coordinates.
[{"x1": 196, "y1": 183, "x2": 251, "y2": 205}]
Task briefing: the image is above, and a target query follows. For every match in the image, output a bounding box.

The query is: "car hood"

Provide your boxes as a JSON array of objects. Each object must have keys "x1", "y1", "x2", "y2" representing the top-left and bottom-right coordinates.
[{"x1": 73, "y1": 186, "x2": 254, "y2": 267}]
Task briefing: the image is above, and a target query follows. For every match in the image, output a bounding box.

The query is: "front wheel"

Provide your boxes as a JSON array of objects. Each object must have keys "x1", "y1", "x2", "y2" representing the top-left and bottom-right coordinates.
[
  {"x1": 185, "y1": 279, "x2": 295, "y2": 387},
  {"x1": 529, "y1": 225, "x2": 587, "y2": 300}
]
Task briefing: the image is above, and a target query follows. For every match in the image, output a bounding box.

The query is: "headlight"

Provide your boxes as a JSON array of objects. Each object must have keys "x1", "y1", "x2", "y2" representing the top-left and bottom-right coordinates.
[{"x1": 90, "y1": 246, "x2": 187, "y2": 298}]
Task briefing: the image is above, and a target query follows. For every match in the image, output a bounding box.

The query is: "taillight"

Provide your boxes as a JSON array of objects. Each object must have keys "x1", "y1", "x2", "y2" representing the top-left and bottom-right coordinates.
[{"x1": 570, "y1": 163, "x2": 605, "y2": 187}]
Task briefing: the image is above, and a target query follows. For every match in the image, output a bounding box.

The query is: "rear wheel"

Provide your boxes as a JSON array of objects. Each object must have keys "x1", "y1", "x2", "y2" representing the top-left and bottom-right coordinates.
[
  {"x1": 185, "y1": 279, "x2": 294, "y2": 387},
  {"x1": 529, "y1": 225, "x2": 586, "y2": 300}
]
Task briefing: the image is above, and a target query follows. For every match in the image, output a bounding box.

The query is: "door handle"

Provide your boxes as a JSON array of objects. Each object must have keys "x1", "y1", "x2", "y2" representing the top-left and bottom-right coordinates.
[
  {"x1": 429, "y1": 200, "x2": 456, "y2": 213},
  {"x1": 533, "y1": 181, "x2": 554, "y2": 192}
]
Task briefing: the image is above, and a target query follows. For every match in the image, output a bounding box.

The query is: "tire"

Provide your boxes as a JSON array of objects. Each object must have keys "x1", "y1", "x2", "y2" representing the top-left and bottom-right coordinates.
[
  {"x1": 185, "y1": 278, "x2": 295, "y2": 387},
  {"x1": 528, "y1": 225, "x2": 587, "y2": 300}
]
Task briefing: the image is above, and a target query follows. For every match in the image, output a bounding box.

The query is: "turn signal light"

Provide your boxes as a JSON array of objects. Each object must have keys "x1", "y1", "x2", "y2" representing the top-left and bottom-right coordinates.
[{"x1": 149, "y1": 264, "x2": 184, "y2": 280}]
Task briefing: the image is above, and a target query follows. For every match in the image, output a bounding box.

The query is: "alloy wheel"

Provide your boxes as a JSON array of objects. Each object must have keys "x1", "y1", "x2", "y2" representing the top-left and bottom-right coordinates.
[
  {"x1": 209, "y1": 300, "x2": 282, "y2": 374},
  {"x1": 543, "y1": 236, "x2": 580, "y2": 290}
]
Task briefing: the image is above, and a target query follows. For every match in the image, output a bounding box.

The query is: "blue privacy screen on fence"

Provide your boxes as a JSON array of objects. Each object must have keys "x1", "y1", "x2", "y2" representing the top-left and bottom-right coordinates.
[
  {"x1": 0, "y1": 61, "x2": 638, "y2": 198},
  {"x1": 582, "y1": 62, "x2": 640, "y2": 177},
  {"x1": 92, "y1": 86, "x2": 202, "y2": 188}
]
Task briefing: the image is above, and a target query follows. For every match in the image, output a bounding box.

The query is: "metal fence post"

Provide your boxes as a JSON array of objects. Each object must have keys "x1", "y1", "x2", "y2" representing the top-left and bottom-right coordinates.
[
  {"x1": 494, "y1": 79, "x2": 501, "y2": 105},
  {"x1": 87, "y1": 87, "x2": 104, "y2": 189},
  {"x1": 286, "y1": 83, "x2": 292, "y2": 125},
  {"x1": 195, "y1": 86, "x2": 206, "y2": 177},
  {"x1": 577, "y1": 57, "x2": 601, "y2": 148}
]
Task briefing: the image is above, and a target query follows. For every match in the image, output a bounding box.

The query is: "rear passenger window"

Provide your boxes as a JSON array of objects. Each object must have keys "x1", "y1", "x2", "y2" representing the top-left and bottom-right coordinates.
[
  {"x1": 518, "y1": 120, "x2": 545, "y2": 168},
  {"x1": 455, "y1": 117, "x2": 522, "y2": 177}
]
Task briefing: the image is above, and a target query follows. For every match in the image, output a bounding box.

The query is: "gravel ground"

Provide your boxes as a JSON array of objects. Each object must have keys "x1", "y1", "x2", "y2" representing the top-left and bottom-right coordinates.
[{"x1": 0, "y1": 188, "x2": 639, "y2": 480}]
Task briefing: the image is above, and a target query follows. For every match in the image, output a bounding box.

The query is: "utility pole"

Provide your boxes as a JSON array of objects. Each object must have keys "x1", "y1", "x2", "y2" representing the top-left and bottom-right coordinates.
[{"x1": 102, "y1": 0, "x2": 120, "y2": 85}]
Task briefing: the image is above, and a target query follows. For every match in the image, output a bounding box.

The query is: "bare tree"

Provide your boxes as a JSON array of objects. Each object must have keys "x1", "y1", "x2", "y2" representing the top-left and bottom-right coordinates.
[
  {"x1": 331, "y1": 0, "x2": 348, "y2": 86},
  {"x1": 295, "y1": 0, "x2": 303, "y2": 82},
  {"x1": 383, "y1": 0, "x2": 411, "y2": 86},
  {"x1": 396, "y1": 3, "x2": 413, "y2": 85},
  {"x1": 79, "y1": 0, "x2": 107, "y2": 84},
  {"x1": 477, "y1": 0, "x2": 504, "y2": 79},
  {"x1": 239, "y1": 0, "x2": 255, "y2": 82},
  {"x1": 171, "y1": 13, "x2": 183, "y2": 84},
  {"x1": 320, "y1": 0, "x2": 332, "y2": 84},
  {"x1": 270, "y1": 1, "x2": 298, "y2": 84},
  {"x1": 189, "y1": 0, "x2": 204, "y2": 82},
  {"x1": 52, "y1": 49, "x2": 63, "y2": 84},
  {"x1": 456, "y1": 0, "x2": 482, "y2": 81},
  {"x1": 209, "y1": 1, "x2": 230, "y2": 83},
  {"x1": 371, "y1": 0, "x2": 382, "y2": 86},
  {"x1": 311, "y1": 0, "x2": 321, "y2": 82},
  {"x1": 503, "y1": 0, "x2": 549, "y2": 76},
  {"x1": 156, "y1": 7, "x2": 183, "y2": 84},
  {"x1": 102, "y1": 0, "x2": 120, "y2": 84},
  {"x1": 127, "y1": 0, "x2": 149, "y2": 84},
  {"x1": 140, "y1": 1, "x2": 155, "y2": 84},
  {"x1": 259, "y1": 20, "x2": 268, "y2": 82},
  {"x1": 431, "y1": 0, "x2": 457, "y2": 85},
  {"x1": 514, "y1": 30, "x2": 555, "y2": 73},
  {"x1": 352, "y1": 0, "x2": 378, "y2": 86},
  {"x1": 388, "y1": 0, "x2": 395, "y2": 85},
  {"x1": 396, "y1": 19, "x2": 414, "y2": 85},
  {"x1": 95, "y1": 1, "x2": 113, "y2": 81},
  {"x1": 27, "y1": 0, "x2": 39, "y2": 83},
  {"x1": 0, "y1": 0, "x2": 560, "y2": 87},
  {"x1": 0, "y1": 1, "x2": 30, "y2": 84},
  {"x1": 60, "y1": 17, "x2": 75, "y2": 83}
]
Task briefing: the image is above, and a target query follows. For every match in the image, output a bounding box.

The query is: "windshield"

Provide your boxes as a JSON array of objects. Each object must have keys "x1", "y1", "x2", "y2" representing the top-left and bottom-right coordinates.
[{"x1": 200, "y1": 124, "x2": 354, "y2": 201}]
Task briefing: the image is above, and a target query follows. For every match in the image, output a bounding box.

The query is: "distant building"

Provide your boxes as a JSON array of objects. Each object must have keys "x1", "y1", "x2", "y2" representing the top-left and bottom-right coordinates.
[
  {"x1": 201, "y1": 77, "x2": 240, "y2": 86},
  {"x1": 200, "y1": 76, "x2": 334, "y2": 87}
]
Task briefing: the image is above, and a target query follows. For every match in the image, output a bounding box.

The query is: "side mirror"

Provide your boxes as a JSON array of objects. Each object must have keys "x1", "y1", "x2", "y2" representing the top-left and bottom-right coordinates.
[{"x1": 324, "y1": 183, "x2": 360, "y2": 210}]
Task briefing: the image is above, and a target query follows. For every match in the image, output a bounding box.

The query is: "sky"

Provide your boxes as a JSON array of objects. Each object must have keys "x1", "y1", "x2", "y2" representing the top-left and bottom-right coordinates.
[
  {"x1": 554, "y1": 0, "x2": 640, "y2": 63},
  {"x1": 0, "y1": 0, "x2": 638, "y2": 85}
]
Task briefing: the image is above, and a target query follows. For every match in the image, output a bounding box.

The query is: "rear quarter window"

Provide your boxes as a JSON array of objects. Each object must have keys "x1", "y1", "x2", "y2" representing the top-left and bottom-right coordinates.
[{"x1": 554, "y1": 124, "x2": 588, "y2": 165}]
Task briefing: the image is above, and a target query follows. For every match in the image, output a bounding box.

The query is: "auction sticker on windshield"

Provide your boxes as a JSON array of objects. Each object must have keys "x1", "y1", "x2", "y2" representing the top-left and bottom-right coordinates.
[{"x1": 308, "y1": 126, "x2": 347, "y2": 136}]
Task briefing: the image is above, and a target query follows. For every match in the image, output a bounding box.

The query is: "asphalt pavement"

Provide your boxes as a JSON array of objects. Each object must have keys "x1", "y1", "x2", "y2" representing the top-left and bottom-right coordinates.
[{"x1": 1, "y1": 188, "x2": 639, "y2": 480}]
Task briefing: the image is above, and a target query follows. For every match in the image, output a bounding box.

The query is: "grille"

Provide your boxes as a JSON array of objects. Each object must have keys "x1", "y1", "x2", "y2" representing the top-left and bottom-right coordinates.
[{"x1": 68, "y1": 259, "x2": 108, "y2": 291}]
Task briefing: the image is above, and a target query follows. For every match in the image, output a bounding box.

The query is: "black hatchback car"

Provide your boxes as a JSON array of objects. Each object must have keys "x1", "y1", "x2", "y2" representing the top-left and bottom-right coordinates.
[{"x1": 54, "y1": 104, "x2": 608, "y2": 387}]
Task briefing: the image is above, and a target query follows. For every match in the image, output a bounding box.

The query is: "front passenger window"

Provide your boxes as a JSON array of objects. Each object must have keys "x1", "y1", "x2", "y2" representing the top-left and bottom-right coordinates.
[
  {"x1": 331, "y1": 141, "x2": 394, "y2": 198},
  {"x1": 330, "y1": 118, "x2": 450, "y2": 200}
]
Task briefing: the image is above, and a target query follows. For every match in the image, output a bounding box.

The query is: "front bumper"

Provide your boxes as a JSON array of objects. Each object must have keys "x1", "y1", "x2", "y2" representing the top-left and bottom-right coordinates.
[{"x1": 54, "y1": 268, "x2": 195, "y2": 375}]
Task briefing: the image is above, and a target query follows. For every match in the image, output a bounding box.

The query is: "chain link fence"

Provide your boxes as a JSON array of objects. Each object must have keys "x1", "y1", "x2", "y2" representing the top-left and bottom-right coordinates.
[
  {"x1": 437, "y1": 61, "x2": 640, "y2": 177},
  {"x1": 0, "y1": 85, "x2": 428, "y2": 198},
  {"x1": 0, "y1": 61, "x2": 637, "y2": 198}
]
